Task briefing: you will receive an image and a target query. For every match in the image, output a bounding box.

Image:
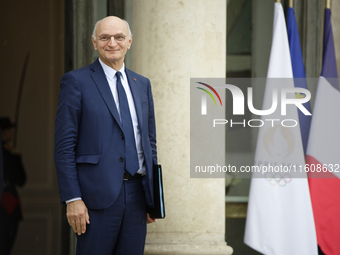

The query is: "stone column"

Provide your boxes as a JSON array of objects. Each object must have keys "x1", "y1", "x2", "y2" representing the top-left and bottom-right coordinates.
[{"x1": 130, "y1": 1, "x2": 233, "y2": 254}]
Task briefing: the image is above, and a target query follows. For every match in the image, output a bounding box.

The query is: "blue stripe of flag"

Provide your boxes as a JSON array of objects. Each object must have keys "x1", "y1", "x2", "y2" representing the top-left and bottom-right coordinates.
[
  {"x1": 287, "y1": 7, "x2": 312, "y2": 155},
  {"x1": 321, "y1": 9, "x2": 339, "y2": 90}
]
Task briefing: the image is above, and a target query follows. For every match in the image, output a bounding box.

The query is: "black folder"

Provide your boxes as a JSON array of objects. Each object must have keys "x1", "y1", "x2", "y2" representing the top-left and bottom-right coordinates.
[{"x1": 147, "y1": 164, "x2": 165, "y2": 219}]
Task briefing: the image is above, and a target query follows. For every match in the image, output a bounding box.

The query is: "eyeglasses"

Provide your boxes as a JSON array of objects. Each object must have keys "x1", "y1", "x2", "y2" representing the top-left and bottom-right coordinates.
[{"x1": 98, "y1": 34, "x2": 126, "y2": 43}]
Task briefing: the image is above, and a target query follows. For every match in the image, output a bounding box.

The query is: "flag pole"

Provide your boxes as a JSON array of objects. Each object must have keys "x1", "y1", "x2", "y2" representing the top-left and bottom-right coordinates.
[
  {"x1": 275, "y1": 0, "x2": 281, "y2": 3},
  {"x1": 289, "y1": 0, "x2": 293, "y2": 8},
  {"x1": 13, "y1": 52, "x2": 30, "y2": 147},
  {"x1": 326, "y1": 0, "x2": 331, "y2": 9}
]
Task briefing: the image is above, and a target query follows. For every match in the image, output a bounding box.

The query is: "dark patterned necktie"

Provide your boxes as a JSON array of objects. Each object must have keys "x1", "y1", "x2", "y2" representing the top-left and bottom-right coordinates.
[{"x1": 116, "y1": 71, "x2": 139, "y2": 175}]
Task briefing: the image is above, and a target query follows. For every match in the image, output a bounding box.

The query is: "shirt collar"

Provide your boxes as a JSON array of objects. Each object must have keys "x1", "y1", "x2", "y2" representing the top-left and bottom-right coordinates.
[{"x1": 98, "y1": 58, "x2": 126, "y2": 81}]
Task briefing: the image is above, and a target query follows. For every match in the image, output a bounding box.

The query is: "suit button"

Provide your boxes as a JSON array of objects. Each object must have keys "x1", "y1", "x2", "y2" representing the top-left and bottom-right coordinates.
[
  {"x1": 119, "y1": 157, "x2": 124, "y2": 162},
  {"x1": 121, "y1": 134, "x2": 124, "y2": 139}
]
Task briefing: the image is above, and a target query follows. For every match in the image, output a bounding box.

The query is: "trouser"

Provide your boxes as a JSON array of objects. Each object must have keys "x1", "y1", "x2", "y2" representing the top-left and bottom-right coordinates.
[
  {"x1": 76, "y1": 179, "x2": 147, "y2": 255},
  {"x1": 0, "y1": 206, "x2": 19, "y2": 255}
]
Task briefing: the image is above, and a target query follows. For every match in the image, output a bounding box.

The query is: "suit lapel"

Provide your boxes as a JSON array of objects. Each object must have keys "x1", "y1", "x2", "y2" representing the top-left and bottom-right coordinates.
[
  {"x1": 90, "y1": 60, "x2": 123, "y2": 130},
  {"x1": 125, "y1": 68, "x2": 144, "y2": 134}
]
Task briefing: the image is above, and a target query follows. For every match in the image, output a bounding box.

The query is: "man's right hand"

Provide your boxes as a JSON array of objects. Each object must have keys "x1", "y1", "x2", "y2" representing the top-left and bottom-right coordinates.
[{"x1": 66, "y1": 200, "x2": 90, "y2": 235}]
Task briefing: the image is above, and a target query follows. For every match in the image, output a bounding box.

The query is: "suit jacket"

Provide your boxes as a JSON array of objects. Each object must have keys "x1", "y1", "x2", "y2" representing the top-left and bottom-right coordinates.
[
  {"x1": 0, "y1": 128, "x2": 3, "y2": 200},
  {"x1": 1, "y1": 142, "x2": 26, "y2": 220},
  {"x1": 54, "y1": 59, "x2": 157, "y2": 209}
]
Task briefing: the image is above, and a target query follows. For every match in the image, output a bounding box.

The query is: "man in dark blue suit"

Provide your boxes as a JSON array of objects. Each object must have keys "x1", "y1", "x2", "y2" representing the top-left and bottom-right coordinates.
[{"x1": 54, "y1": 16, "x2": 157, "y2": 255}]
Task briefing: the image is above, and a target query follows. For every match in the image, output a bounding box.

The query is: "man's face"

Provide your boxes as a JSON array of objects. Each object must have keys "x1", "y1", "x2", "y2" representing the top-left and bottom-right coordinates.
[{"x1": 92, "y1": 17, "x2": 132, "y2": 67}]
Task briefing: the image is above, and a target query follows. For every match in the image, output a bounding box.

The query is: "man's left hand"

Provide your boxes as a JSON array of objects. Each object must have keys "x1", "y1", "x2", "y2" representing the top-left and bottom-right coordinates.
[{"x1": 147, "y1": 213, "x2": 157, "y2": 224}]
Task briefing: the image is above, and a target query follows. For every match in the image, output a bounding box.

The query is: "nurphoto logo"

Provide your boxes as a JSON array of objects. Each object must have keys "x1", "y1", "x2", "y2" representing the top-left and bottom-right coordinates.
[{"x1": 196, "y1": 81, "x2": 312, "y2": 128}]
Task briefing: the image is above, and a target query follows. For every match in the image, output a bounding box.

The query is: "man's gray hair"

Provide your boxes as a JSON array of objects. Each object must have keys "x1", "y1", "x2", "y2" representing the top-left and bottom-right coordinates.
[{"x1": 92, "y1": 18, "x2": 132, "y2": 41}]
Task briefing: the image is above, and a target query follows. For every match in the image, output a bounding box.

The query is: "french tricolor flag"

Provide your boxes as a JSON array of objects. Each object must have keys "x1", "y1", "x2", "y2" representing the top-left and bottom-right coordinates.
[{"x1": 306, "y1": 7, "x2": 340, "y2": 255}]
